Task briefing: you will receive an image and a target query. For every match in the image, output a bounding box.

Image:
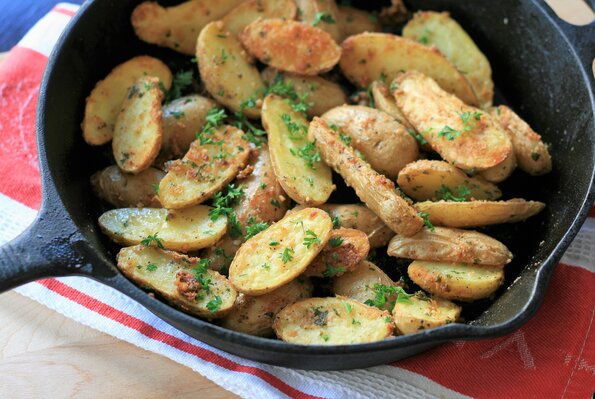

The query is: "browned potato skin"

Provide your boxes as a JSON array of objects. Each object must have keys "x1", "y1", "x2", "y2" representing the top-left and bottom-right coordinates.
[
  {"x1": 392, "y1": 291, "x2": 461, "y2": 335},
  {"x1": 219, "y1": 278, "x2": 313, "y2": 337},
  {"x1": 370, "y1": 81, "x2": 414, "y2": 130},
  {"x1": 91, "y1": 165, "x2": 163, "y2": 208},
  {"x1": 222, "y1": 0, "x2": 297, "y2": 36},
  {"x1": 203, "y1": 147, "x2": 289, "y2": 272},
  {"x1": 394, "y1": 71, "x2": 512, "y2": 170},
  {"x1": 308, "y1": 117, "x2": 423, "y2": 236},
  {"x1": 414, "y1": 199, "x2": 545, "y2": 228},
  {"x1": 240, "y1": 19, "x2": 342, "y2": 76},
  {"x1": 337, "y1": 5, "x2": 382, "y2": 42},
  {"x1": 322, "y1": 105, "x2": 419, "y2": 179},
  {"x1": 478, "y1": 150, "x2": 517, "y2": 183},
  {"x1": 387, "y1": 226, "x2": 513, "y2": 267},
  {"x1": 304, "y1": 229, "x2": 370, "y2": 277},
  {"x1": 490, "y1": 105, "x2": 552, "y2": 176},
  {"x1": 296, "y1": 0, "x2": 342, "y2": 42}
]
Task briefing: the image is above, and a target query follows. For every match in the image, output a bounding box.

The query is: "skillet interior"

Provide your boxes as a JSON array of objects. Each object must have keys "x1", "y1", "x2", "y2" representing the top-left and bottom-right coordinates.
[{"x1": 36, "y1": 0, "x2": 595, "y2": 369}]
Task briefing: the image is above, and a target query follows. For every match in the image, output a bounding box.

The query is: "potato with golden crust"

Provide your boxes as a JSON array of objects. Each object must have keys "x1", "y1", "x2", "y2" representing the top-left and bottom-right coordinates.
[
  {"x1": 387, "y1": 227, "x2": 513, "y2": 266},
  {"x1": 337, "y1": 5, "x2": 382, "y2": 42},
  {"x1": 220, "y1": 278, "x2": 313, "y2": 336},
  {"x1": 478, "y1": 150, "x2": 517, "y2": 183},
  {"x1": 295, "y1": 0, "x2": 342, "y2": 42},
  {"x1": 370, "y1": 81, "x2": 414, "y2": 130},
  {"x1": 91, "y1": 165, "x2": 164, "y2": 208},
  {"x1": 489, "y1": 105, "x2": 552, "y2": 176},
  {"x1": 273, "y1": 297, "x2": 394, "y2": 344},
  {"x1": 340, "y1": 33, "x2": 478, "y2": 106},
  {"x1": 403, "y1": 11, "x2": 494, "y2": 108},
  {"x1": 197, "y1": 21, "x2": 265, "y2": 118},
  {"x1": 240, "y1": 18, "x2": 342, "y2": 76},
  {"x1": 113, "y1": 77, "x2": 163, "y2": 174},
  {"x1": 83, "y1": 56, "x2": 172, "y2": 146},
  {"x1": 117, "y1": 245, "x2": 236, "y2": 318},
  {"x1": 222, "y1": 0, "x2": 297, "y2": 36},
  {"x1": 303, "y1": 228, "x2": 370, "y2": 277},
  {"x1": 393, "y1": 71, "x2": 512, "y2": 171},
  {"x1": 393, "y1": 291, "x2": 461, "y2": 335},
  {"x1": 158, "y1": 125, "x2": 251, "y2": 209},
  {"x1": 229, "y1": 207, "x2": 332, "y2": 295},
  {"x1": 397, "y1": 160, "x2": 501, "y2": 201},
  {"x1": 322, "y1": 105, "x2": 418, "y2": 179},
  {"x1": 308, "y1": 117, "x2": 423, "y2": 236},
  {"x1": 408, "y1": 260, "x2": 505, "y2": 301},
  {"x1": 414, "y1": 199, "x2": 545, "y2": 228},
  {"x1": 131, "y1": 0, "x2": 242, "y2": 55},
  {"x1": 261, "y1": 67, "x2": 347, "y2": 118},
  {"x1": 320, "y1": 204, "x2": 394, "y2": 248}
]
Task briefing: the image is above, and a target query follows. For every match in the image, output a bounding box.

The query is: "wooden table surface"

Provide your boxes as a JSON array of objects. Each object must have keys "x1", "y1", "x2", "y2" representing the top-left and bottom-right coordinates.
[{"x1": 0, "y1": 1, "x2": 592, "y2": 398}]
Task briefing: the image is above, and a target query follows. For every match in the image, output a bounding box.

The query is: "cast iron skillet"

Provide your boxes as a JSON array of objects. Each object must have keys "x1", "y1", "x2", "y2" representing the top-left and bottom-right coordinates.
[{"x1": 0, "y1": 0, "x2": 593, "y2": 370}]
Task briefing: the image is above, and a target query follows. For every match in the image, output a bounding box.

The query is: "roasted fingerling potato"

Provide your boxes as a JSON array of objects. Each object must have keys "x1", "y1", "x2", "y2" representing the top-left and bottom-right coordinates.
[
  {"x1": 91, "y1": 165, "x2": 164, "y2": 208},
  {"x1": 392, "y1": 291, "x2": 461, "y2": 335},
  {"x1": 370, "y1": 81, "x2": 414, "y2": 130},
  {"x1": 295, "y1": 0, "x2": 342, "y2": 42},
  {"x1": 337, "y1": 5, "x2": 382, "y2": 42},
  {"x1": 222, "y1": 0, "x2": 297, "y2": 36},
  {"x1": 304, "y1": 228, "x2": 370, "y2": 277}
]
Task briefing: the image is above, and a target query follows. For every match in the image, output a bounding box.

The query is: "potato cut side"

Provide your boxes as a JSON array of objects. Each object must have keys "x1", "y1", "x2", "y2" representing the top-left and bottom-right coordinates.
[
  {"x1": 273, "y1": 297, "x2": 393, "y2": 345},
  {"x1": 158, "y1": 125, "x2": 251, "y2": 209},
  {"x1": 397, "y1": 160, "x2": 501, "y2": 201},
  {"x1": 304, "y1": 228, "x2": 370, "y2": 277},
  {"x1": 157, "y1": 95, "x2": 218, "y2": 165},
  {"x1": 322, "y1": 105, "x2": 418, "y2": 179},
  {"x1": 222, "y1": 0, "x2": 297, "y2": 36},
  {"x1": 478, "y1": 150, "x2": 517, "y2": 183},
  {"x1": 308, "y1": 117, "x2": 423, "y2": 236},
  {"x1": 393, "y1": 291, "x2": 461, "y2": 335},
  {"x1": 228, "y1": 207, "x2": 332, "y2": 295},
  {"x1": 131, "y1": 0, "x2": 242, "y2": 55},
  {"x1": 112, "y1": 76, "x2": 164, "y2": 174},
  {"x1": 414, "y1": 199, "x2": 545, "y2": 228},
  {"x1": 403, "y1": 11, "x2": 494, "y2": 108},
  {"x1": 220, "y1": 278, "x2": 313, "y2": 336},
  {"x1": 337, "y1": 5, "x2": 382, "y2": 42},
  {"x1": 370, "y1": 81, "x2": 414, "y2": 130},
  {"x1": 340, "y1": 33, "x2": 478, "y2": 105},
  {"x1": 261, "y1": 67, "x2": 347, "y2": 117},
  {"x1": 332, "y1": 261, "x2": 398, "y2": 311},
  {"x1": 197, "y1": 21, "x2": 265, "y2": 118},
  {"x1": 394, "y1": 71, "x2": 512, "y2": 170},
  {"x1": 262, "y1": 94, "x2": 334, "y2": 205},
  {"x1": 117, "y1": 245, "x2": 236, "y2": 318},
  {"x1": 295, "y1": 0, "x2": 342, "y2": 42},
  {"x1": 91, "y1": 165, "x2": 164, "y2": 208},
  {"x1": 387, "y1": 226, "x2": 512, "y2": 266},
  {"x1": 98, "y1": 205, "x2": 227, "y2": 252},
  {"x1": 83, "y1": 56, "x2": 172, "y2": 145},
  {"x1": 408, "y1": 260, "x2": 504, "y2": 301},
  {"x1": 240, "y1": 19, "x2": 341, "y2": 76},
  {"x1": 490, "y1": 105, "x2": 552, "y2": 176}
]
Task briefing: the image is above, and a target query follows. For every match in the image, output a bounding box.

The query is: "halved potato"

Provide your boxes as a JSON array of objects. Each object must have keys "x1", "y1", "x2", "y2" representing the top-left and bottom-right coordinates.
[
  {"x1": 393, "y1": 71, "x2": 512, "y2": 170},
  {"x1": 99, "y1": 205, "x2": 227, "y2": 252},
  {"x1": 478, "y1": 150, "x2": 517, "y2": 183},
  {"x1": 295, "y1": 0, "x2": 342, "y2": 42},
  {"x1": 220, "y1": 278, "x2": 313, "y2": 336},
  {"x1": 261, "y1": 67, "x2": 347, "y2": 117},
  {"x1": 117, "y1": 245, "x2": 236, "y2": 318},
  {"x1": 340, "y1": 33, "x2": 478, "y2": 105},
  {"x1": 158, "y1": 125, "x2": 251, "y2": 209},
  {"x1": 408, "y1": 260, "x2": 504, "y2": 301},
  {"x1": 157, "y1": 95, "x2": 218, "y2": 165},
  {"x1": 222, "y1": 0, "x2": 297, "y2": 36},
  {"x1": 392, "y1": 291, "x2": 461, "y2": 335},
  {"x1": 197, "y1": 21, "x2": 265, "y2": 118},
  {"x1": 308, "y1": 117, "x2": 422, "y2": 236},
  {"x1": 397, "y1": 160, "x2": 501, "y2": 201},
  {"x1": 370, "y1": 81, "x2": 413, "y2": 130},
  {"x1": 91, "y1": 165, "x2": 164, "y2": 208},
  {"x1": 387, "y1": 227, "x2": 512, "y2": 266},
  {"x1": 131, "y1": 0, "x2": 242, "y2": 55},
  {"x1": 304, "y1": 228, "x2": 370, "y2": 277},
  {"x1": 489, "y1": 105, "x2": 552, "y2": 176},
  {"x1": 273, "y1": 297, "x2": 393, "y2": 344},
  {"x1": 337, "y1": 5, "x2": 382, "y2": 42},
  {"x1": 229, "y1": 207, "x2": 332, "y2": 295},
  {"x1": 414, "y1": 199, "x2": 545, "y2": 228},
  {"x1": 262, "y1": 94, "x2": 334, "y2": 205},
  {"x1": 403, "y1": 11, "x2": 494, "y2": 108},
  {"x1": 332, "y1": 260, "x2": 398, "y2": 310},
  {"x1": 240, "y1": 18, "x2": 342, "y2": 76},
  {"x1": 83, "y1": 56, "x2": 172, "y2": 145},
  {"x1": 322, "y1": 105, "x2": 418, "y2": 179},
  {"x1": 113, "y1": 76, "x2": 163, "y2": 174}
]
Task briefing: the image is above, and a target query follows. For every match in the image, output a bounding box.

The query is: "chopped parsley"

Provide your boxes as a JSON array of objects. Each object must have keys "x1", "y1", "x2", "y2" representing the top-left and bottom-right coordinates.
[
  {"x1": 193, "y1": 258, "x2": 212, "y2": 294},
  {"x1": 170, "y1": 110, "x2": 185, "y2": 119},
  {"x1": 146, "y1": 263, "x2": 158, "y2": 272},
  {"x1": 165, "y1": 70, "x2": 193, "y2": 102},
  {"x1": 418, "y1": 211, "x2": 435, "y2": 231},
  {"x1": 437, "y1": 111, "x2": 482, "y2": 140},
  {"x1": 331, "y1": 216, "x2": 341, "y2": 229},
  {"x1": 290, "y1": 141, "x2": 321, "y2": 169},
  {"x1": 209, "y1": 184, "x2": 245, "y2": 238},
  {"x1": 311, "y1": 306, "x2": 329, "y2": 326},
  {"x1": 206, "y1": 295, "x2": 222, "y2": 313},
  {"x1": 407, "y1": 128, "x2": 428, "y2": 145},
  {"x1": 436, "y1": 185, "x2": 470, "y2": 202},
  {"x1": 281, "y1": 113, "x2": 308, "y2": 140},
  {"x1": 152, "y1": 183, "x2": 159, "y2": 194},
  {"x1": 270, "y1": 198, "x2": 281, "y2": 208},
  {"x1": 329, "y1": 237, "x2": 344, "y2": 247},
  {"x1": 312, "y1": 12, "x2": 336, "y2": 26},
  {"x1": 389, "y1": 81, "x2": 399, "y2": 92},
  {"x1": 281, "y1": 247, "x2": 295, "y2": 263},
  {"x1": 244, "y1": 217, "x2": 269, "y2": 240},
  {"x1": 323, "y1": 263, "x2": 346, "y2": 277},
  {"x1": 343, "y1": 301, "x2": 353, "y2": 313},
  {"x1": 269, "y1": 240, "x2": 280, "y2": 247},
  {"x1": 303, "y1": 230, "x2": 321, "y2": 249},
  {"x1": 364, "y1": 284, "x2": 412, "y2": 312},
  {"x1": 140, "y1": 233, "x2": 164, "y2": 249}
]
